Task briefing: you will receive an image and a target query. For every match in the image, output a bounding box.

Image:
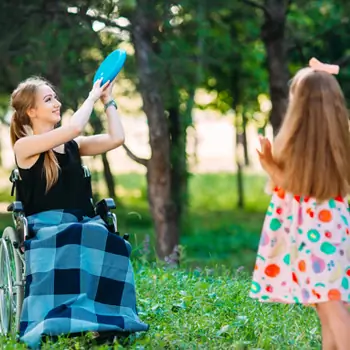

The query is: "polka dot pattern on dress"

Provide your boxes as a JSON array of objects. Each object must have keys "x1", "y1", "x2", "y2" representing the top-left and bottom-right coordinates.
[{"x1": 250, "y1": 188, "x2": 350, "y2": 304}]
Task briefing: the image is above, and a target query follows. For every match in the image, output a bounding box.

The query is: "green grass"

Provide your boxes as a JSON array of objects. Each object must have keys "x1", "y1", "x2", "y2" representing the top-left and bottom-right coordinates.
[
  {"x1": 111, "y1": 172, "x2": 269, "y2": 213},
  {"x1": 1, "y1": 265, "x2": 321, "y2": 349},
  {"x1": 114, "y1": 172, "x2": 268, "y2": 269}
]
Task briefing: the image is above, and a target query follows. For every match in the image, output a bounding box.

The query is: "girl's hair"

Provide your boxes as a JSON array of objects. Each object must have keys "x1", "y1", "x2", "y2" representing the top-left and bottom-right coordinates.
[
  {"x1": 10, "y1": 77, "x2": 60, "y2": 193},
  {"x1": 273, "y1": 67, "x2": 350, "y2": 201}
]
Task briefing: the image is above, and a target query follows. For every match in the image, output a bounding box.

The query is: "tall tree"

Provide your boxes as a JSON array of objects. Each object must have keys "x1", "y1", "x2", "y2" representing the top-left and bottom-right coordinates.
[
  {"x1": 120, "y1": 0, "x2": 206, "y2": 258},
  {"x1": 240, "y1": 0, "x2": 291, "y2": 133},
  {"x1": 128, "y1": 0, "x2": 180, "y2": 260}
]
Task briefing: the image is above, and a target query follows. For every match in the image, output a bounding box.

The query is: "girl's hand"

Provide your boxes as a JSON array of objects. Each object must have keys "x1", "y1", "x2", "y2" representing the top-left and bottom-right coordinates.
[
  {"x1": 100, "y1": 79, "x2": 115, "y2": 104},
  {"x1": 88, "y1": 79, "x2": 110, "y2": 102},
  {"x1": 257, "y1": 135, "x2": 284, "y2": 186},
  {"x1": 257, "y1": 135, "x2": 274, "y2": 171}
]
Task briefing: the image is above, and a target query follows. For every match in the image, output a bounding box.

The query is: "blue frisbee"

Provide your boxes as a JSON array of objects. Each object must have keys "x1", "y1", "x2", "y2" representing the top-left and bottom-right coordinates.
[{"x1": 93, "y1": 49, "x2": 127, "y2": 85}]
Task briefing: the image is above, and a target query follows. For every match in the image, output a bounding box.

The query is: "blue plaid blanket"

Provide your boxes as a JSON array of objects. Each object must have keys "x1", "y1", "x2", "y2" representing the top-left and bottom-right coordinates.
[{"x1": 20, "y1": 210, "x2": 149, "y2": 349}]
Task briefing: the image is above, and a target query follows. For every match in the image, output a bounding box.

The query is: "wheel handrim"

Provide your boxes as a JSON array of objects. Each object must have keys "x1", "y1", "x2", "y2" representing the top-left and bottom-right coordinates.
[
  {"x1": 0, "y1": 238, "x2": 14, "y2": 335},
  {"x1": 5, "y1": 236, "x2": 20, "y2": 333}
]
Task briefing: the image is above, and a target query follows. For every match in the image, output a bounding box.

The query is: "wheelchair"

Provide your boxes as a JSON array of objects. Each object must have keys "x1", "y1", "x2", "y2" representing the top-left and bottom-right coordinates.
[{"x1": 0, "y1": 165, "x2": 129, "y2": 337}]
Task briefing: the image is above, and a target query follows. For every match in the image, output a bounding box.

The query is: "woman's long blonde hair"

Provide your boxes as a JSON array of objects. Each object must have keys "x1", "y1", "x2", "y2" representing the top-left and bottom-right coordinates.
[
  {"x1": 10, "y1": 77, "x2": 60, "y2": 193},
  {"x1": 273, "y1": 68, "x2": 350, "y2": 201}
]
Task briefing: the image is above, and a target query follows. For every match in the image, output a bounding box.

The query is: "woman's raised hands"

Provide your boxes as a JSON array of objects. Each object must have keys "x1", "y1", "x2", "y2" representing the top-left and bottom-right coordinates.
[{"x1": 88, "y1": 78, "x2": 111, "y2": 102}]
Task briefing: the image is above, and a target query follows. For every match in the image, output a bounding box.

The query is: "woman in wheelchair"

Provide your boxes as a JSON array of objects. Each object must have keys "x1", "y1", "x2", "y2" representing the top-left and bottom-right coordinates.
[{"x1": 0, "y1": 77, "x2": 148, "y2": 347}]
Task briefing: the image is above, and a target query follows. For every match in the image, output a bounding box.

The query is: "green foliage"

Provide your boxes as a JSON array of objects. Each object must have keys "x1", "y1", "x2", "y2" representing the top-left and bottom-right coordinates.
[
  {"x1": 287, "y1": 0, "x2": 350, "y2": 103},
  {"x1": 0, "y1": 1, "x2": 122, "y2": 113},
  {"x1": 200, "y1": 2, "x2": 268, "y2": 115}
]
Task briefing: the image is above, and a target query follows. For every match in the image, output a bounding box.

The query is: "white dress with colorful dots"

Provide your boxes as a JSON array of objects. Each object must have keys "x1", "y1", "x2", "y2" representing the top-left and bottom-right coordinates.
[{"x1": 250, "y1": 187, "x2": 350, "y2": 304}]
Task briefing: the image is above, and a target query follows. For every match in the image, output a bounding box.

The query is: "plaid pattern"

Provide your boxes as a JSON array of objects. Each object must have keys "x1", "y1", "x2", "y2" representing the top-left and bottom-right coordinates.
[{"x1": 19, "y1": 210, "x2": 148, "y2": 349}]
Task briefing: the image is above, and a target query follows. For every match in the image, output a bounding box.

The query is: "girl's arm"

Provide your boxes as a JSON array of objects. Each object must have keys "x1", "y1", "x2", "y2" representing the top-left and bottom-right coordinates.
[
  {"x1": 75, "y1": 80, "x2": 125, "y2": 156},
  {"x1": 75, "y1": 101, "x2": 125, "y2": 156},
  {"x1": 264, "y1": 162, "x2": 284, "y2": 188},
  {"x1": 257, "y1": 135, "x2": 284, "y2": 187},
  {"x1": 14, "y1": 79, "x2": 107, "y2": 160}
]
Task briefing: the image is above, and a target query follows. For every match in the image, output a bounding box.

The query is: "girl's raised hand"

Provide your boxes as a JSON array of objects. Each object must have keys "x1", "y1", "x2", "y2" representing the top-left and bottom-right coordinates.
[
  {"x1": 100, "y1": 79, "x2": 115, "y2": 104},
  {"x1": 257, "y1": 135, "x2": 274, "y2": 171}
]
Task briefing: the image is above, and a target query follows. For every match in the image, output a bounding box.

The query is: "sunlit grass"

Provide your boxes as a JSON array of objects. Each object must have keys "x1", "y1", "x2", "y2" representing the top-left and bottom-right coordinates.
[{"x1": 0, "y1": 265, "x2": 321, "y2": 349}]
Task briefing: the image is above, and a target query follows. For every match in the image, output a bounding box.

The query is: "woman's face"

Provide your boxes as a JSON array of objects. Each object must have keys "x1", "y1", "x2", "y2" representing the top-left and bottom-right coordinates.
[{"x1": 30, "y1": 84, "x2": 62, "y2": 127}]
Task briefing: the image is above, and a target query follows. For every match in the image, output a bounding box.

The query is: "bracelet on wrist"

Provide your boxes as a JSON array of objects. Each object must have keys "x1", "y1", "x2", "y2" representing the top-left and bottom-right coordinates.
[{"x1": 104, "y1": 99, "x2": 118, "y2": 111}]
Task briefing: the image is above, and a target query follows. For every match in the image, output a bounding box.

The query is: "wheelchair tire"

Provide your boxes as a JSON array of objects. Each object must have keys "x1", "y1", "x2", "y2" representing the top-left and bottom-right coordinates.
[
  {"x1": 0, "y1": 235, "x2": 13, "y2": 335},
  {"x1": 0, "y1": 227, "x2": 24, "y2": 336}
]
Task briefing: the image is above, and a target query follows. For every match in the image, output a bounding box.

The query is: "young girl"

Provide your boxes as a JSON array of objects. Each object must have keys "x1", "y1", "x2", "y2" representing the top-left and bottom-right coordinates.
[{"x1": 250, "y1": 58, "x2": 350, "y2": 350}]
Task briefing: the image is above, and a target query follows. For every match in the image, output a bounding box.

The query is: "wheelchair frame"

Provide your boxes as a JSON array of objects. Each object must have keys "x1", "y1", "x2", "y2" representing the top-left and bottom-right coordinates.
[{"x1": 0, "y1": 165, "x2": 127, "y2": 337}]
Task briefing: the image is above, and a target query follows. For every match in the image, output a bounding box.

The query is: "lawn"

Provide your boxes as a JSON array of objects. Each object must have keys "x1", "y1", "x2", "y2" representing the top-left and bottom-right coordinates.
[
  {"x1": 0, "y1": 172, "x2": 322, "y2": 349},
  {"x1": 102, "y1": 172, "x2": 268, "y2": 270},
  {"x1": 0, "y1": 266, "x2": 321, "y2": 349}
]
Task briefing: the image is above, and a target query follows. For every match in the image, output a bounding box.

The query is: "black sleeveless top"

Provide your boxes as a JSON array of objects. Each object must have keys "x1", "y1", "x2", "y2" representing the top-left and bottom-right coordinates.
[{"x1": 16, "y1": 140, "x2": 95, "y2": 217}]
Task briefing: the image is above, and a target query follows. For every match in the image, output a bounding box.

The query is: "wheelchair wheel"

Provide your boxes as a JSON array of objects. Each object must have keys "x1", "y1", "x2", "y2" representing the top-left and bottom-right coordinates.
[
  {"x1": 0, "y1": 227, "x2": 24, "y2": 335},
  {"x1": 0, "y1": 235, "x2": 13, "y2": 335}
]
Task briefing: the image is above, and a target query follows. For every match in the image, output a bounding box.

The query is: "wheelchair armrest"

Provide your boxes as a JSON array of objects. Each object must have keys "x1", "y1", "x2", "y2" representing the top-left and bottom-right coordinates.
[
  {"x1": 7, "y1": 201, "x2": 28, "y2": 243},
  {"x1": 95, "y1": 198, "x2": 116, "y2": 216},
  {"x1": 7, "y1": 201, "x2": 24, "y2": 213},
  {"x1": 95, "y1": 198, "x2": 118, "y2": 234}
]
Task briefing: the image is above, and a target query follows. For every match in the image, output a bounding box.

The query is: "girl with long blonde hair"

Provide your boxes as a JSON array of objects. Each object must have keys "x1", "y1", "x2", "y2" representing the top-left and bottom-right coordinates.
[{"x1": 250, "y1": 58, "x2": 350, "y2": 350}]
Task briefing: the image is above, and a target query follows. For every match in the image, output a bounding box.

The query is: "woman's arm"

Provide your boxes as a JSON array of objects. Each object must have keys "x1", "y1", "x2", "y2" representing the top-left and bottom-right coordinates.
[
  {"x1": 75, "y1": 80, "x2": 125, "y2": 156},
  {"x1": 75, "y1": 101, "x2": 125, "y2": 156},
  {"x1": 14, "y1": 79, "x2": 108, "y2": 160}
]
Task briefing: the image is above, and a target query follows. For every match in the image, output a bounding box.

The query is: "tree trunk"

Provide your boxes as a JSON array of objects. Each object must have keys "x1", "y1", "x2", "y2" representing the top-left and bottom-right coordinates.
[
  {"x1": 261, "y1": 0, "x2": 290, "y2": 134},
  {"x1": 236, "y1": 162, "x2": 244, "y2": 209},
  {"x1": 236, "y1": 126, "x2": 245, "y2": 209},
  {"x1": 242, "y1": 112, "x2": 249, "y2": 166},
  {"x1": 131, "y1": 1, "x2": 179, "y2": 261},
  {"x1": 101, "y1": 153, "x2": 116, "y2": 199},
  {"x1": 229, "y1": 53, "x2": 245, "y2": 208},
  {"x1": 168, "y1": 101, "x2": 190, "y2": 223},
  {"x1": 169, "y1": 105, "x2": 183, "y2": 217}
]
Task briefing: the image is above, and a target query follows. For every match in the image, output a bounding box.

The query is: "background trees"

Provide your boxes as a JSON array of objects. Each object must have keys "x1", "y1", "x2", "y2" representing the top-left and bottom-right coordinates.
[{"x1": 0, "y1": 0, "x2": 348, "y2": 261}]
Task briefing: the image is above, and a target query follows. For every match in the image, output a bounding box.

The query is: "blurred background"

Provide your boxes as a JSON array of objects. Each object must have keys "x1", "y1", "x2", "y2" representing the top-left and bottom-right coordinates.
[{"x1": 1, "y1": 0, "x2": 350, "y2": 270}]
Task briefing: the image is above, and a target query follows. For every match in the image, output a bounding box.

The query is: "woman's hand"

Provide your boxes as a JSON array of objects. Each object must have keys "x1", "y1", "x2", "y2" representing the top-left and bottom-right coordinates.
[
  {"x1": 100, "y1": 79, "x2": 115, "y2": 104},
  {"x1": 88, "y1": 79, "x2": 110, "y2": 102}
]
